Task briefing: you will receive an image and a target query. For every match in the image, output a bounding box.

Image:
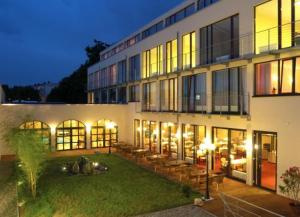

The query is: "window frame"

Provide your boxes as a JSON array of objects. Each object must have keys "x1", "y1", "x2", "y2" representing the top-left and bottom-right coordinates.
[{"x1": 159, "y1": 78, "x2": 178, "y2": 112}]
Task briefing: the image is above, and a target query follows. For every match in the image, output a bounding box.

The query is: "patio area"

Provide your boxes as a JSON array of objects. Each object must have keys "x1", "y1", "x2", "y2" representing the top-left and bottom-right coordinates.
[{"x1": 113, "y1": 142, "x2": 300, "y2": 217}]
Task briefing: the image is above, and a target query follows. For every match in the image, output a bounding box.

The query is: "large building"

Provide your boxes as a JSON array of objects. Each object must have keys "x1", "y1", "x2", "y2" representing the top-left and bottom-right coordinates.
[
  {"x1": 87, "y1": 0, "x2": 300, "y2": 193},
  {"x1": 0, "y1": 0, "x2": 299, "y2": 196}
]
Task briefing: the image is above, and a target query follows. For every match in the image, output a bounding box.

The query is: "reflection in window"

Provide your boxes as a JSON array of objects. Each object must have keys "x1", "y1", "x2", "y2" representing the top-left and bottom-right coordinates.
[
  {"x1": 166, "y1": 39, "x2": 178, "y2": 73},
  {"x1": 129, "y1": 85, "x2": 140, "y2": 102},
  {"x1": 160, "y1": 78, "x2": 178, "y2": 112},
  {"x1": 129, "y1": 54, "x2": 140, "y2": 82},
  {"x1": 182, "y1": 32, "x2": 196, "y2": 69},
  {"x1": 142, "y1": 121, "x2": 158, "y2": 152},
  {"x1": 134, "y1": 119, "x2": 141, "y2": 147},
  {"x1": 213, "y1": 128, "x2": 247, "y2": 181},
  {"x1": 182, "y1": 73, "x2": 206, "y2": 112},
  {"x1": 91, "y1": 120, "x2": 118, "y2": 148},
  {"x1": 213, "y1": 67, "x2": 246, "y2": 113},
  {"x1": 56, "y1": 120, "x2": 86, "y2": 151},
  {"x1": 160, "y1": 122, "x2": 178, "y2": 159},
  {"x1": 200, "y1": 15, "x2": 239, "y2": 64},
  {"x1": 142, "y1": 82, "x2": 157, "y2": 111},
  {"x1": 19, "y1": 121, "x2": 51, "y2": 146},
  {"x1": 182, "y1": 124, "x2": 205, "y2": 166}
]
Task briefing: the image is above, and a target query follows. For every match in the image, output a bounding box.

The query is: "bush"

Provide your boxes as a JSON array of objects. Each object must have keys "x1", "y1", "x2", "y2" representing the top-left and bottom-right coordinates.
[
  {"x1": 181, "y1": 185, "x2": 192, "y2": 198},
  {"x1": 72, "y1": 162, "x2": 80, "y2": 175},
  {"x1": 279, "y1": 166, "x2": 300, "y2": 206}
]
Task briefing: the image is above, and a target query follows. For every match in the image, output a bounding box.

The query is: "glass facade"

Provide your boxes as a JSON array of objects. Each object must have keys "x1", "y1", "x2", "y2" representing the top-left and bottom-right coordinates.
[
  {"x1": 142, "y1": 82, "x2": 157, "y2": 111},
  {"x1": 182, "y1": 73, "x2": 206, "y2": 112},
  {"x1": 182, "y1": 124, "x2": 206, "y2": 166},
  {"x1": 160, "y1": 122, "x2": 178, "y2": 159},
  {"x1": 212, "y1": 67, "x2": 246, "y2": 113},
  {"x1": 182, "y1": 32, "x2": 196, "y2": 69},
  {"x1": 200, "y1": 15, "x2": 239, "y2": 65},
  {"x1": 160, "y1": 78, "x2": 178, "y2": 112},
  {"x1": 198, "y1": 0, "x2": 219, "y2": 10},
  {"x1": 255, "y1": 57, "x2": 300, "y2": 96},
  {"x1": 117, "y1": 60, "x2": 127, "y2": 84},
  {"x1": 213, "y1": 127, "x2": 247, "y2": 181},
  {"x1": 91, "y1": 120, "x2": 118, "y2": 148},
  {"x1": 56, "y1": 120, "x2": 86, "y2": 151},
  {"x1": 129, "y1": 54, "x2": 140, "y2": 81},
  {"x1": 142, "y1": 120, "x2": 158, "y2": 152},
  {"x1": 166, "y1": 39, "x2": 178, "y2": 73},
  {"x1": 142, "y1": 45, "x2": 163, "y2": 78},
  {"x1": 129, "y1": 85, "x2": 140, "y2": 102},
  {"x1": 165, "y1": 4, "x2": 195, "y2": 27}
]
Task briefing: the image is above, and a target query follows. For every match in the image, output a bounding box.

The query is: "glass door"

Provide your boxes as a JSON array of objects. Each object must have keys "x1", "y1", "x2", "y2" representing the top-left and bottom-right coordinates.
[{"x1": 253, "y1": 131, "x2": 277, "y2": 191}]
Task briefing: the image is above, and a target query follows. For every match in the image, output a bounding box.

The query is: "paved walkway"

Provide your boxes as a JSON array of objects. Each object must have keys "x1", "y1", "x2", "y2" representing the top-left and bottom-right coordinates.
[
  {"x1": 135, "y1": 204, "x2": 216, "y2": 217},
  {"x1": 202, "y1": 178, "x2": 300, "y2": 217}
]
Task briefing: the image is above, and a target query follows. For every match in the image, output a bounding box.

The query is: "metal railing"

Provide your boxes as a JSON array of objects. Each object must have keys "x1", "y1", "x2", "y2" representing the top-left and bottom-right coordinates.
[{"x1": 220, "y1": 193, "x2": 285, "y2": 217}]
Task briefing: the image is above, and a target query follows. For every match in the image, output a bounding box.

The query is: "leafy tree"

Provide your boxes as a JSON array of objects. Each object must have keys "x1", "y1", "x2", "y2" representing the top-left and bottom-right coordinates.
[
  {"x1": 46, "y1": 40, "x2": 109, "y2": 103},
  {"x1": 5, "y1": 127, "x2": 49, "y2": 199}
]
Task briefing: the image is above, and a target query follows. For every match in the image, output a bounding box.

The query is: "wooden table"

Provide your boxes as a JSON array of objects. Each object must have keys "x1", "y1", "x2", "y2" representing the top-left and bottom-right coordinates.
[{"x1": 132, "y1": 149, "x2": 149, "y2": 161}]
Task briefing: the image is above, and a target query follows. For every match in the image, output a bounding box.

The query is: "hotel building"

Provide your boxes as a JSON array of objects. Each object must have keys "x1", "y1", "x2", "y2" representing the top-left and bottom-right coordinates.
[
  {"x1": 87, "y1": 0, "x2": 300, "y2": 192},
  {"x1": 1, "y1": 0, "x2": 300, "y2": 195}
]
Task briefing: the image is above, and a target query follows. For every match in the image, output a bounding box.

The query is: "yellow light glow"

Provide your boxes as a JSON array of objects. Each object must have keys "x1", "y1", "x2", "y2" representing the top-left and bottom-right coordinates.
[
  {"x1": 254, "y1": 144, "x2": 259, "y2": 150},
  {"x1": 105, "y1": 121, "x2": 116, "y2": 129},
  {"x1": 295, "y1": 0, "x2": 300, "y2": 6},
  {"x1": 50, "y1": 124, "x2": 56, "y2": 134},
  {"x1": 137, "y1": 127, "x2": 141, "y2": 132},
  {"x1": 85, "y1": 122, "x2": 92, "y2": 132}
]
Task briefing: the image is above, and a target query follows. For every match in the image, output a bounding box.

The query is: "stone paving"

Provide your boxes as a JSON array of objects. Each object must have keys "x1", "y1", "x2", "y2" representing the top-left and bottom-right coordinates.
[{"x1": 135, "y1": 204, "x2": 216, "y2": 217}]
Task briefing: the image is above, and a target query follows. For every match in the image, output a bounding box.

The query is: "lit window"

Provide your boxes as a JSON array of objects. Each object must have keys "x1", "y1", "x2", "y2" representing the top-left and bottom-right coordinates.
[
  {"x1": 182, "y1": 32, "x2": 196, "y2": 69},
  {"x1": 56, "y1": 120, "x2": 86, "y2": 151},
  {"x1": 20, "y1": 121, "x2": 50, "y2": 146},
  {"x1": 160, "y1": 122, "x2": 178, "y2": 159},
  {"x1": 166, "y1": 39, "x2": 178, "y2": 73},
  {"x1": 91, "y1": 120, "x2": 118, "y2": 148}
]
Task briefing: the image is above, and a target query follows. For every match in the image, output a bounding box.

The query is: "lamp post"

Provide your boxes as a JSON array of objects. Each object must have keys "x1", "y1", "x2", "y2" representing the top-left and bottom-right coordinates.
[{"x1": 199, "y1": 140, "x2": 215, "y2": 200}]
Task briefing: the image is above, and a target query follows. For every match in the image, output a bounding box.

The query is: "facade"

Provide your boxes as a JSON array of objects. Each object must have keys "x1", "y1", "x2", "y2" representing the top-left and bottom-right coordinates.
[{"x1": 86, "y1": 0, "x2": 300, "y2": 194}]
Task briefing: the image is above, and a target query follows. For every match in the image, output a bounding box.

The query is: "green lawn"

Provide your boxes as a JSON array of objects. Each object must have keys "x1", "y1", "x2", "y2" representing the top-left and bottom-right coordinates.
[{"x1": 23, "y1": 154, "x2": 200, "y2": 217}]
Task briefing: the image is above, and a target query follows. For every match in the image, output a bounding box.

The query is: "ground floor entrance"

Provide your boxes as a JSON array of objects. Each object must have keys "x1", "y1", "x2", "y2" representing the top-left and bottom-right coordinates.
[{"x1": 253, "y1": 131, "x2": 277, "y2": 191}]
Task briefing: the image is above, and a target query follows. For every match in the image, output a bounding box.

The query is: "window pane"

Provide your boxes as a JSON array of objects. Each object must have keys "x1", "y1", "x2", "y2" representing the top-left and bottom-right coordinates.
[
  {"x1": 255, "y1": 0, "x2": 278, "y2": 54},
  {"x1": 213, "y1": 69, "x2": 229, "y2": 111},
  {"x1": 255, "y1": 61, "x2": 278, "y2": 95},
  {"x1": 195, "y1": 73, "x2": 206, "y2": 111},
  {"x1": 172, "y1": 39, "x2": 178, "y2": 72},
  {"x1": 191, "y1": 32, "x2": 196, "y2": 67},
  {"x1": 296, "y1": 58, "x2": 300, "y2": 93},
  {"x1": 295, "y1": 0, "x2": 300, "y2": 46},
  {"x1": 281, "y1": 0, "x2": 292, "y2": 48},
  {"x1": 281, "y1": 60, "x2": 293, "y2": 93},
  {"x1": 182, "y1": 34, "x2": 191, "y2": 68},
  {"x1": 230, "y1": 68, "x2": 239, "y2": 112}
]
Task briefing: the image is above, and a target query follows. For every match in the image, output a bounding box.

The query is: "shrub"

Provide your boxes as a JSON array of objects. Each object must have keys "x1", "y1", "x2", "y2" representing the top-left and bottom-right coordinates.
[
  {"x1": 181, "y1": 185, "x2": 192, "y2": 198},
  {"x1": 72, "y1": 162, "x2": 80, "y2": 175},
  {"x1": 279, "y1": 166, "x2": 300, "y2": 206}
]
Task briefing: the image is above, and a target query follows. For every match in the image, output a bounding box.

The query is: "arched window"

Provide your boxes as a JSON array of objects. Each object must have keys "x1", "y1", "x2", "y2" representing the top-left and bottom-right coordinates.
[
  {"x1": 19, "y1": 121, "x2": 51, "y2": 146},
  {"x1": 56, "y1": 120, "x2": 86, "y2": 151},
  {"x1": 91, "y1": 120, "x2": 118, "y2": 148}
]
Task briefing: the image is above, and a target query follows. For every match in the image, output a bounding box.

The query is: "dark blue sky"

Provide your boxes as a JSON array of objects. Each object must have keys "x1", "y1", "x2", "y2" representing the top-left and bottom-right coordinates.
[{"x1": 0, "y1": 0, "x2": 183, "y2": 86}]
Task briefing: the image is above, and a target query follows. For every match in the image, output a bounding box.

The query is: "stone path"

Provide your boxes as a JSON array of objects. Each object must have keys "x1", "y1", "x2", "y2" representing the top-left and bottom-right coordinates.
[{"x1": 135, "y1": 204, "x2": 216, "y2": 217}]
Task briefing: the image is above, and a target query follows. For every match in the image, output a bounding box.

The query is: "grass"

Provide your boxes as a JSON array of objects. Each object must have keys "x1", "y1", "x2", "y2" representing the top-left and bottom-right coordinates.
[{"x1": 23, "y1": 154, "x2": 201, "y2": 217}]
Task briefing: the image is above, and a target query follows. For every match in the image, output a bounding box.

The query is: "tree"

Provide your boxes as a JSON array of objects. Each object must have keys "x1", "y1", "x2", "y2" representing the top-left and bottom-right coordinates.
[
  {"x1": 6, "y1": 128, "x2": 49, "y2": 199},
  {"x1": 46, "y1": 40, "x2": 109, "y2": 103},
  {"x1": 3, "y1": 85, "x2": 41, "y2": 102}
]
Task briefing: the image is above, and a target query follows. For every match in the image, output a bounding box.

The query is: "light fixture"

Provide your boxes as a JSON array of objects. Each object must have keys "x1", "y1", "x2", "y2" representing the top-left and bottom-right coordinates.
[
  {"x1": 295, "y1": 0, "x2": 300, "y2": 6},
  {"x1": 85, "y1": 122, "x2": 92, "y2": 132},
  {"x1": 254, "y1": 144, "x2": 259, "y2": 150},
  {"x1": 50, "y1": 124, "x2": 56, "y2": 134}
]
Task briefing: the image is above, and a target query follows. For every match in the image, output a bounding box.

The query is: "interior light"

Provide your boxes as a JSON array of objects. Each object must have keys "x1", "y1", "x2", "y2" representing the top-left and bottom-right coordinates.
[{"x1": 295, "y1": 0, "x2": 300, "y2": 6}]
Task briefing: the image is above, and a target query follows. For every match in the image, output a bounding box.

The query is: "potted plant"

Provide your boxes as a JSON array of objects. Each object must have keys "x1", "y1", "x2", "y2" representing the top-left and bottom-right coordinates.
[{"x1": 279, "y1": 167, "x2": 300, "y2": 207}]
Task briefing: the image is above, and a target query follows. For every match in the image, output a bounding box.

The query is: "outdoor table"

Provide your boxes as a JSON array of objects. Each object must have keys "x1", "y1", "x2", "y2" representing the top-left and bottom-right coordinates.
[
  {"x1": 132, "y1": 149, "x2": 149, "y2": 161},
  {"x1": 164, "y1": 160, "x2": 191, "y2": 173}
]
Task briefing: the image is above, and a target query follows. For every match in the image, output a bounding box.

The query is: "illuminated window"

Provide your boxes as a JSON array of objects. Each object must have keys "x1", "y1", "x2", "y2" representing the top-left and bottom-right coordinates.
[
  {"x1": 256, "y1": 57, "x2": 300, "y2": 95},
  {"x1": 20, "y1": 121, "x2": 50, "y2": 146},
  {"x1": 142, "y1": 120, "x2": 158, "y2": 152},
  {"x1": 160, "y1": 78, "x2": 178, "y2": 112},
  {"x1": 134, "y1": 119, "x2": 141, "y2": 147},
  {"x1": 255, "y1": 0, "x2": 278, "y2": 54},
  {"x1": 166, "y1": 39, "x2": 178, "y2": 73},
  {"x1": 91, "y1": 120, "x2": 118, "y2": 148},
  {"x1": 56, "y1": 120, "x2": 86, "y2": 151},
  {"x1": 281, "y1": 0, "x2": 292, "y2": 48},
  {"x1": 142, "y1": 45, "x2": 163, "y2": 78},
  {"x1": 296, "y1": 0, "x2": 300, "y2": 46},
  {"x1": 160, "y1": 122, "x2": 178, "y2": 159},
  {"x1": 213, "y1": 127, "x2": 247, "y2": 181},
  {"x1": 182, "y1": 124, "x2": 205, "y2": 165},
  {"x1": 182, "y1": 32, "x2": 196, "y2": 69}
]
